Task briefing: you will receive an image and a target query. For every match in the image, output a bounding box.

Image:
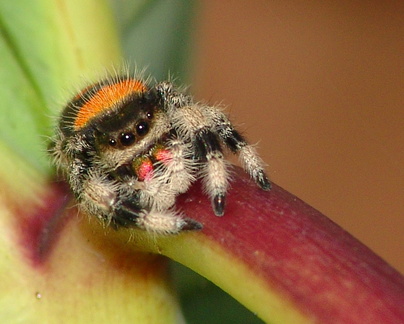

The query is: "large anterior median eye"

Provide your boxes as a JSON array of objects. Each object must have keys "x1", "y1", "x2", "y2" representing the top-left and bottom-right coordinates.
[
  {"x1": 136, "y1": 121, "x2": 149, "y2": 137},
  {"x1": 119, "y1": 132, "x2": 136, "y2": 146}
]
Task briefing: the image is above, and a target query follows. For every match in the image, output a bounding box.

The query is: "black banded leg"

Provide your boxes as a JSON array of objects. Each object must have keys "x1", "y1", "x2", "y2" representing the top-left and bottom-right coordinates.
[
  {"x1": 181, "y1": 218, "x2": 204, "y2": 231},
  {"x1": 194, "y1": 128, "x2": 229, "y2": 216},
  {"x1": 112, "y1": 195, "x2": 143, "y2": 228},
  {"x1": 217, "y1": 123, "x2": 271, "y2": 191},
  {"x1": 114, "y1": 203, "x2": 202, "y2": 234}
]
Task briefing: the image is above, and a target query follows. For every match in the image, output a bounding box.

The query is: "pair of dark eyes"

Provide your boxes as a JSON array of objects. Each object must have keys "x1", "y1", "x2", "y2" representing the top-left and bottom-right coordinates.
[{"x1": 108, "y1": 120, "x2": 150, "y2": 147}]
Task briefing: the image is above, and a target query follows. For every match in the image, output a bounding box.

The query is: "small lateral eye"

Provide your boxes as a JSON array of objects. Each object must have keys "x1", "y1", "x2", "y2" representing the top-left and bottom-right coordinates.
[
  {"x1": 119, "y1": 132, "x2": 136, "y2": 146},
  {"x1": 136, "y1": 121, "x2": 149, "y2": 137},
  {"x1": 109, "y1": 138, "x2": 117, "y2": 147},
  {"x1": 146, "y1": 111, "x2": 153, "y2": 119}
]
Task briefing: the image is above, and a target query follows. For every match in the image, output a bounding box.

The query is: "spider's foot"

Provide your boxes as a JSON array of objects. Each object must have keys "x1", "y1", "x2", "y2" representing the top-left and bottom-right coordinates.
[{"x1": 213, "y1": 193, "x2": 226, "y2": 217}]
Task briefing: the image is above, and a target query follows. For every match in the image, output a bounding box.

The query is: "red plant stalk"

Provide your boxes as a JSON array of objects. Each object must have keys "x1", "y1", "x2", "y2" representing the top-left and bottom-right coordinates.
[{"x1": 16, "y1": 167, "x2": 404, "y2": 323}]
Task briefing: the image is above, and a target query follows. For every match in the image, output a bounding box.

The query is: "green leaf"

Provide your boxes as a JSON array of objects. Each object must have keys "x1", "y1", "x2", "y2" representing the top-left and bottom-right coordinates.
[
  {"x1": 0, "y1": 0, "x2": 121, "y2": 174},
  {"x1": 112, "y1": 0, "x2": 197, "y2": 81}
]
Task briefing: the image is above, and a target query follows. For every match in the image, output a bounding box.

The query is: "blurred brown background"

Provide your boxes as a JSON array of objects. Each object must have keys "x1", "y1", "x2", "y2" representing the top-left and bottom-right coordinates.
[{"x1": 192, "y1": 1, "x2": 403, "y2": 273}]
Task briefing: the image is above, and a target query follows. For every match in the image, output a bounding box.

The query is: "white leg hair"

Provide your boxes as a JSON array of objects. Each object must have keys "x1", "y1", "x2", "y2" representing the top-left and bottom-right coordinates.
[
  {"x1": 79, "y1": 170, "x2": 120, "y2": 223},
  {"x1": 239, "y1": 145, "x2": 266, "y2": 179},
  {"x1": 139, "y1": 139, "x2": 195, "y2": 211},
  {"x1": 164, "y1": 138, "x2": 196, "y2": 193},
  {"x1": 200, "y1": 151, "x2": 230, "y2": 216},
  {"x1": 136, "y1": 209, "x2": 189, "y2": 235}
]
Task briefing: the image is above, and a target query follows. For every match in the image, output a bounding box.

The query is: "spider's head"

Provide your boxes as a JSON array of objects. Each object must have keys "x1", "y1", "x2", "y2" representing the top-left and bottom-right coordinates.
[{"x1": 58, "y1": 77, "x2": 171, "y2": 170}]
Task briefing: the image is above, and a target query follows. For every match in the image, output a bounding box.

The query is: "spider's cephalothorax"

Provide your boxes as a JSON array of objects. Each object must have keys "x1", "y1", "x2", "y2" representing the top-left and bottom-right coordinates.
[{"x1": 49, "y1": 75, "x2": 270, "y2": 234}]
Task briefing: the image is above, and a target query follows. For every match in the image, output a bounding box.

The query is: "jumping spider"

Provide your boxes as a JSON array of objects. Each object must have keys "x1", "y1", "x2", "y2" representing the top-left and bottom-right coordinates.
[{"x1": 49, "y1": 75, "x2": 270, "y2": 234}]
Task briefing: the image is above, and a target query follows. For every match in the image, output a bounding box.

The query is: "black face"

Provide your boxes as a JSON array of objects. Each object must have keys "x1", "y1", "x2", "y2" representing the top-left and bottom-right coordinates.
[{"x1": 93, "y1": 99, "x2": 156, "y2": 151}]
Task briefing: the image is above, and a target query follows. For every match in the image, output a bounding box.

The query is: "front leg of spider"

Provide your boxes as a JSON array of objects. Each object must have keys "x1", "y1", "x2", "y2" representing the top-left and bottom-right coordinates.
[
  {"x1": 75, "y1": 167, "x2": 201, "y2": 234},
  {"x1": 109, "y1": 192, "x2": 144, "y2": 229},
  {"x1": 156, "y1": 82, "x2": 231, "y2": 216},
  {"x1": 156, "y1": 81, "x2": 270, "y2": 217},
  {"x1": 193, "y1": 128, "x2": 228, "y2": 216},
  {"x1": 112, "y1": 192, "x2": 202, "y2": 233},
  {"x1": 85, "y1": 152, "x2": 203, "y2": 234},
  {"x1": 212, "y1": 112, "x2": 272, "y2": 191}
]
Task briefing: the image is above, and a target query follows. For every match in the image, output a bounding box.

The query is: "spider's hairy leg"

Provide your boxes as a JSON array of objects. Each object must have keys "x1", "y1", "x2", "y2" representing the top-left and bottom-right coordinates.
[
  {"x1": 135, "y1": 209, "x2": 202, "y2": 234},
  {"x1": 50, "y1": 131, "x2": 146, "y2": 229},
  {"x1": 74, "y1": 168, "x2": 138, "y2": 226},
  {"x1": 206, "y1": 107, "x2": 271, "y2": 191},
  {"x1": 237, "y1": 144, "x2": 271, "y2": 190},
  {"x1": 155, "y1": 83, "x2": 231, "y2": 216},
  {"x1": 154, "y1": 81, "x2": 192, "y2": 109},
  {"x1": 158, "y1": 138, "x2": 196, "y2": 194},
  {"x1": 74, "y1": 168, "x2": 202, "y2": 233},
  {"x1": 154, "y1": 81, "x2": 269, "y2": 215},
  {"x1": 194, "y1": 128, "x2": 230, "y2": 217},
  {"x1": 113, "y1": 190, "x2": 202, "y2": 233},
  {"x1": 136, "y1": 139, "x2": 195, "y2": 211}
]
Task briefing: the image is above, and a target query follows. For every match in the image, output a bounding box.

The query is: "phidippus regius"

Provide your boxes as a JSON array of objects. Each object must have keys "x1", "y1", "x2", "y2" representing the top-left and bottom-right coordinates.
[{"x1": 49, "y1": 74, "x2": 270, "y2": 234}]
